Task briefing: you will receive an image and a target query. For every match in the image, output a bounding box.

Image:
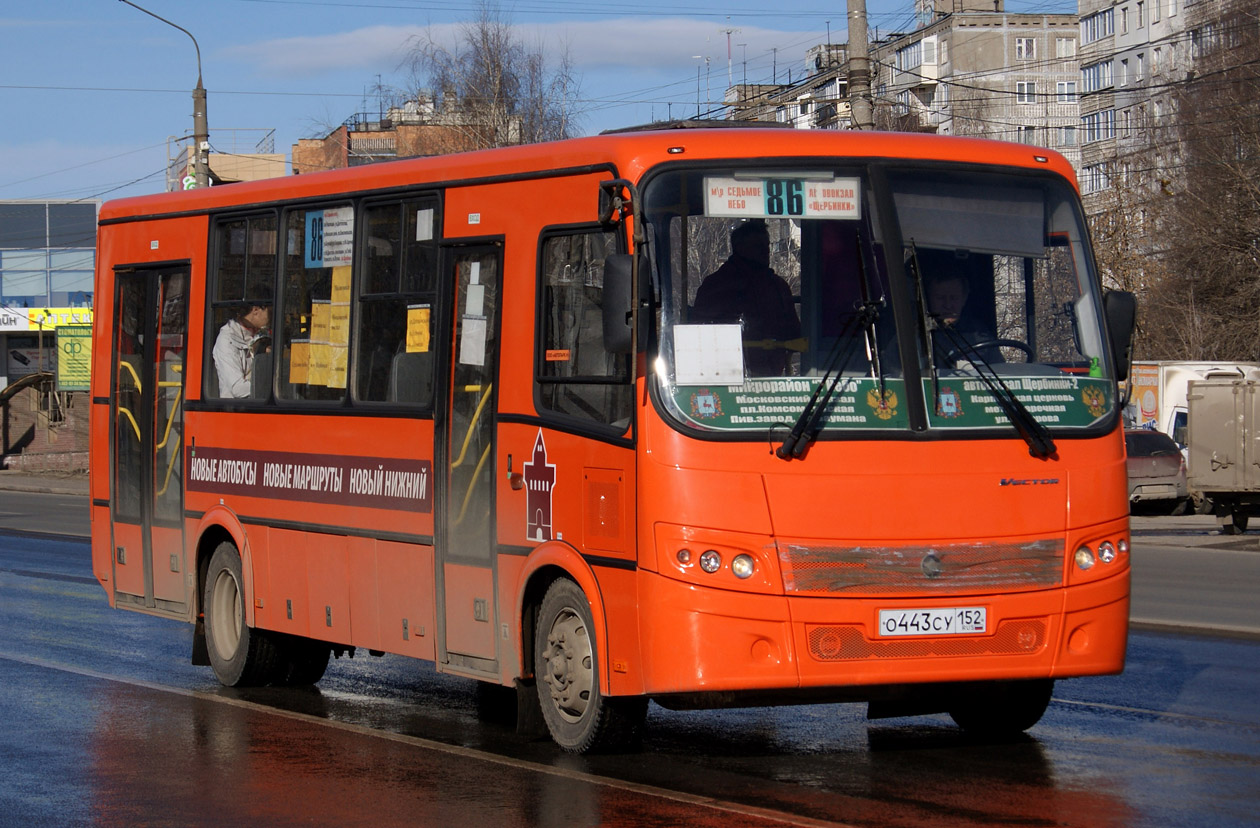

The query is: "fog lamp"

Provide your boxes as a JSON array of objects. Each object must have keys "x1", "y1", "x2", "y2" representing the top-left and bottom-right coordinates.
[
  {"x1": 731, "y1": 554, "x2": 756, "y2": 579},
  {"x1": 1075, "y1": 546, "x2": 1096, "y2": 570},
  {"x1": 699, "y1": 550, "x2": 722, "y2": 573},
  {"x1": 1098, "y1": 541, "x2": 1117, "y2": 564}
]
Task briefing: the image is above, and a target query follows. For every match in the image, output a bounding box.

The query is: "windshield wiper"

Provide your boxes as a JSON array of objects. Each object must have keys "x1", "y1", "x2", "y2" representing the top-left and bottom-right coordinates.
[
  {"x1": 777, "y1": 235, "x2": 885, "y2": 461},
  {"x1": 933, "y1": 326, "x2": 1057, "y2": 459},
  {"x1": 906, "y1": 241, "x2": 1055, "y2": 460}
]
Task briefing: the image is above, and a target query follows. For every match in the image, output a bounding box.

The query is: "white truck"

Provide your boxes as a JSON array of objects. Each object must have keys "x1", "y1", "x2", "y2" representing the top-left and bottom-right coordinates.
[
  {"x1": 1126, "y1": 361, "x2": 1260, "y2": 448},
  {"x1": 1186, "y1": 378, "x2": 1260, "y2": 534}
]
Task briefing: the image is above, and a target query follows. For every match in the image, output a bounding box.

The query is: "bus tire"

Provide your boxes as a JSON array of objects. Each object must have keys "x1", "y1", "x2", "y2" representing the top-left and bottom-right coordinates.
[
  {"x1": 534, "y1": 579, "x2": 647, "y2": 753},
  {"x1": 948, "y1": 678, "x2": 1053, "y2": 737},
  {"x1": 204, "y1": 541, "x2": 281, "y2": 687},
  {"x1": 275, "y1": 635, "x2": 331, "y2": 686}
]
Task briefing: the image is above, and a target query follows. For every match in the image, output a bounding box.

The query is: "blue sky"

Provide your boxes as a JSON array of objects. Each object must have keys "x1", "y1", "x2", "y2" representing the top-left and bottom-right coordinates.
[{"x1": 1, "y1": 0, "x2": 1074, "y2": 204}]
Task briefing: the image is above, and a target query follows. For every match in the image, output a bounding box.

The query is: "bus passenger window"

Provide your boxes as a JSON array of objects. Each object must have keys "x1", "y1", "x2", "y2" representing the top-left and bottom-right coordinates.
[
  {"x1": 356, "y1": 199, "x2": 439, "y2": 405},
  {"x1": 209, "y1": 214, "x2": 277, "y2": 400},
  {"x1": 277, "y1": 206, "x2": 351, "y2": 402},
  {"x1": 212, "y1": 300, "x2": 273, "y2": 399},
  {"x1": 537, "y1": 230, "x2": 632, "y2": 429}
]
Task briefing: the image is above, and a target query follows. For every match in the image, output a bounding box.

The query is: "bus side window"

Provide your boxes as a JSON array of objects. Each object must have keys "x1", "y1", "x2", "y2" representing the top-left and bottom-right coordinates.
[
  {"x1": 536, "y1": 229, "x2": 632, "y2": 430},
  {"x1": 356, "y1": 199, "x2": 440, "y2": 405},
  {"x1": 277, "y1": 207, "x2": 348, "y2": 403},
  {"x1": 208, "y1": 214, "x2": 277, "y2": 401}
]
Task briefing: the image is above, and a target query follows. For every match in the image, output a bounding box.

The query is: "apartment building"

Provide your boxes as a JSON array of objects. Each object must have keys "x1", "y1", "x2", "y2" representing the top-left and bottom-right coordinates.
[{"x1": 872, "y1": 1, "x2": 1082, "y2": 169}]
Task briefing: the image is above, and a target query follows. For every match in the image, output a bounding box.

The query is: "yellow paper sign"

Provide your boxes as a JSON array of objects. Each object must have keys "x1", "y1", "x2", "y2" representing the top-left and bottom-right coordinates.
[
  {"x1": 310, "y1": 300, "x2": 331, "y2": 342},
  {"x1": 308, "y1": 342, "x2": 330, "y2": 386},
  {"x1": 406, "y1": 304, "x2": 431, "y2": 353},
  {"x1": 328, "y1": 344, "x2": 348, "y2": 389},
  {"x1": 331, "y1": 265, "x2": 352, "y2": 304},
  {"x1": 289, "y1": 339, "x2": 310, "y2": 385},
  {"x1": 330, "y1": 302, "x2": 350, "y2": 346}
]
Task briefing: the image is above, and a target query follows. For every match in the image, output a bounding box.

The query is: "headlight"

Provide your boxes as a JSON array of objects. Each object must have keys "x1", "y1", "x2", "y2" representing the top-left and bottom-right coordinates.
[
  {"x1": 699, "y1": 550, "x2": 722, "y2": 573},
  {"x1": 1074, "y1": 546, "x2": 1096, "y2": 570},
  {"x1": 1098, "y1": 541, "x2": 1117, "y2": 564},
  {"x1": 731, "y1": 554, "x2": 756, "y2": 579}
]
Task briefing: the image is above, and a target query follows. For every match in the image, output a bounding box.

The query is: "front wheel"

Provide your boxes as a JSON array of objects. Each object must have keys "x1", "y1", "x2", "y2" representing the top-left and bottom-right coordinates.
[
  {"x1": 204, "y1": 542, "x2": 281, "y2": 686},
  {"x1": 948, "y1": 679, "x2": 1053, "y2": 737},
  {"x1": 534, "y1": 579, "x2": 646, "y2": 753}
]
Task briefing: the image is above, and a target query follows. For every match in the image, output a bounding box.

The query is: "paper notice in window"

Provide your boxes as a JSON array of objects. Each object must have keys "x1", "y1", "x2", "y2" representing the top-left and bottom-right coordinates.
[
  {"x1": 308, "y1": 342, "x2": 330, "y2": 386},
  {"x1": 406, "y1": 305, "x2": 431, "y2": 353},
  {"x1": 289, "y1": 339, "x2": 310, "y2": 385},
  {"x1": 310, "y1": 300, "x2": 331, "y2": 343},
  {"x1": 331, "y1": 265, "x2": 352, "y2": 304},
  {"x1": 309, "y1": 301, "x2": 331, "y2": 386},
  {"x1": 674, "y1": 324, "x2": 744, "y2": 385},
  {"x1": 466, "y1": 283, "x2": 485, "y2": 317},
  {"x1": 329, "y1": 302, "x2": 350, "y2": 346},
  {"x1": 459, "y1": 317, "x2": 487, "y2": 367},
  {"x1": 416, "y1": 208, "x2": 434, "y2": 241},
  {"x1": 328, "y1": 343, "x2": 348, "y2": 389}
]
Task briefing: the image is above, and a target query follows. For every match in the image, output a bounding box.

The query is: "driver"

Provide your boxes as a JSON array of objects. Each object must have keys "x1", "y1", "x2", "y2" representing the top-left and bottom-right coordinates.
[
  {"x1": 692, "y1": 220, "x2": 801, "y2": 375},
  {"x1": 924, "y1": 272, "x2": 1002, "y2": 366}
]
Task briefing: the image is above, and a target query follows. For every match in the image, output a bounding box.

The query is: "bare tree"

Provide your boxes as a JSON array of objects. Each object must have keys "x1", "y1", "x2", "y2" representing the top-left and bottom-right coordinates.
[
  {"x1": 403, "y1": 2, "x2": 581, "y2": 149},
  {"x1": 1137, "y1": 0, "x2": 1260, "y2": 359}
]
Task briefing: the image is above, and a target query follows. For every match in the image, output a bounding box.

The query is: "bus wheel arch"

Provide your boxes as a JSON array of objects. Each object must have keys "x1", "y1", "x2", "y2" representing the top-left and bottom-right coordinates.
[
  {"x1": 203, "y1": 540, "x2": 282, "y2": 686},
  {"x1": 533, "y1": 577, "x2": 647, "y2": 753},
  {"x1": 514, "y1": 547, "x2": 606, "y2": 686},
  {"x1": 190, "y1": 518, "x2": 248, "y2": 666}
]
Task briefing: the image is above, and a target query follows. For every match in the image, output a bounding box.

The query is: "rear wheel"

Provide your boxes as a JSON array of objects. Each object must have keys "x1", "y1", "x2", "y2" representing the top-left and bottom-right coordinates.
[
  {"x1": 204, "y1": 542, "x2": 281, "y2": 686},
  {"x1": 275, "y1": 636, "x2": 331, "y2": 686},
  {"x1": 948, "y1": 679, "x2": 1053, "y2": 737},
  {"x1": 1218, "y1": 509, "x2": 1249, "y2": 535},
  {"x1": 534, "y1": 579, "x2": 646, "y2": 753}
]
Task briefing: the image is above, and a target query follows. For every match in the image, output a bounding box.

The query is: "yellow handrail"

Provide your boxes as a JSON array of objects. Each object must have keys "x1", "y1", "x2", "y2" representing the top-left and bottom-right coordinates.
[
  {"x1": 154, "y1": 378, "x2": 184, "y2": 497},
  {"x1": 155, "y1": 383, "x2": 182, "y2": 451},
  {"x1": 453, "y1": 444, "x2": 492, "y2": 527},
  {"x1": 118, "y1": 359, "x2": 142, "y2": 391},
  {"x1": 116, "y1": 406, "x2": 141, "y2": 441},
  {"x1": 156, "y1": 436, "x2": 181, "y2": 497},
  {"x1": 451, "y1": 383, "x2": 493, "y2": 469}
]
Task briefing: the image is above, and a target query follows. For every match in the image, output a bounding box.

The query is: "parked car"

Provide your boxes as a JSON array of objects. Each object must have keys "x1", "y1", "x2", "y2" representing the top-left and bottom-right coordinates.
[{"x1": 1125, "y1": 429, "x2": 1189, "y2": 514}]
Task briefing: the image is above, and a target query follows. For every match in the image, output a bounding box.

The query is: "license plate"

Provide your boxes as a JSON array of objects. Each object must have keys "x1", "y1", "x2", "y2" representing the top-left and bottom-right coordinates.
[{"x1": 878, "y1": 607, "x2": 987, "y2": 637}]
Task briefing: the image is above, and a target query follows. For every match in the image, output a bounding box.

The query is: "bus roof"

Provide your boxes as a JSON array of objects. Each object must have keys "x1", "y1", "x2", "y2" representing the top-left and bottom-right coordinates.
[{"x1": 99, "y1": 128, "x2": 1078, "y2": 222}]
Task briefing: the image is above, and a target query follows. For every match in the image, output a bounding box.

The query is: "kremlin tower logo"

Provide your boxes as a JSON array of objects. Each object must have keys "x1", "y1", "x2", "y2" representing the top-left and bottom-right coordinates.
[{"x1": 523, "y1": 430, "x2": 556, "y2": 542}]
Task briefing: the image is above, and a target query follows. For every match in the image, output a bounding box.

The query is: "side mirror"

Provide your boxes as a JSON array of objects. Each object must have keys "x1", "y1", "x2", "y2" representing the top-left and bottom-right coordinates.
[
  {"x1": 598, "y1": 178, "x2": 633, "y2": 225},
  {"x1": 1104, "y1": 290, "x2": 1136, "y2": 383},
  {"x1": 602, "y1": 253, "x2": 635, "y2": 355}
]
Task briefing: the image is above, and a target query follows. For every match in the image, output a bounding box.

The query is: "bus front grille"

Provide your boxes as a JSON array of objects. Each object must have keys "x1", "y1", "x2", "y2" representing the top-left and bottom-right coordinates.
[{"x1": 778, "y1": 539, "x2": 1064, "y2": 595}]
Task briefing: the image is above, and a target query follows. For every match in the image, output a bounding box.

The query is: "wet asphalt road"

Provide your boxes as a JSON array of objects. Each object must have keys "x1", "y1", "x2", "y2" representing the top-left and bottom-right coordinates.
[{"x1": 1, "y1": 502, "x2": 1258, "y2": 826}]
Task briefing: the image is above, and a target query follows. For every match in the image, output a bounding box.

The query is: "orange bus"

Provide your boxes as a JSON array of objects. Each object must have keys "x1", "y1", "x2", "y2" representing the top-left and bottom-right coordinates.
[{"x1": 91, "y1": 127, "x2": 1136, "y2": 752}]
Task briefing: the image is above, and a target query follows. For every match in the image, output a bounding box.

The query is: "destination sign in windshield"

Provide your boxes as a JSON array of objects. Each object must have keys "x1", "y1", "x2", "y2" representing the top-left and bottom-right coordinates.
[{"x1": 704, "y1": 176, "x2": 861, "y2": 220}]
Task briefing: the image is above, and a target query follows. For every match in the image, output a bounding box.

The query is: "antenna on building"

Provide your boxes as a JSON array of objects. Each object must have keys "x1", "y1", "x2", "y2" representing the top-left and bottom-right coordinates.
[{"x1": 723, "y1": 18, "x2": 741, "y2": 88}]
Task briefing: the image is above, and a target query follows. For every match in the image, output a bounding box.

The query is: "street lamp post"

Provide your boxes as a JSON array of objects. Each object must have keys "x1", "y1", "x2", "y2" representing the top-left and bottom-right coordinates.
[{"x1": 119, "y1": 0, "x2": 209, "y2": 188}]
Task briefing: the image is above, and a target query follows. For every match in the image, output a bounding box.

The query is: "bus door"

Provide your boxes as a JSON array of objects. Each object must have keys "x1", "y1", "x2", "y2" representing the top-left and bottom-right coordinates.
[
  {"x1": 108, "y1": 265, "x2": 189, "y2": 615},
  {"x1": 438, "y1": 246, "x2": 502, "y2": 675}
]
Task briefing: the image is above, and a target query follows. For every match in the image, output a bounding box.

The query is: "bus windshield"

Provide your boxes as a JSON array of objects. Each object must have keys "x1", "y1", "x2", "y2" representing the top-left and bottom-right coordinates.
[{"x1": 646, "y1": 164, "x2": 1115, "y2": 437}]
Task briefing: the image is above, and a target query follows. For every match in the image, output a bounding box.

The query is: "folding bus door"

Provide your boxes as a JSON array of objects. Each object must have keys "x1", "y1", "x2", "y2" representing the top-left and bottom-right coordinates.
[
  {"x1": 438, "y1": 245, "x2": 502, "y2": 675},
  {"x1": 109, "y1": 265, "x2": 189, "y2": 615}
]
